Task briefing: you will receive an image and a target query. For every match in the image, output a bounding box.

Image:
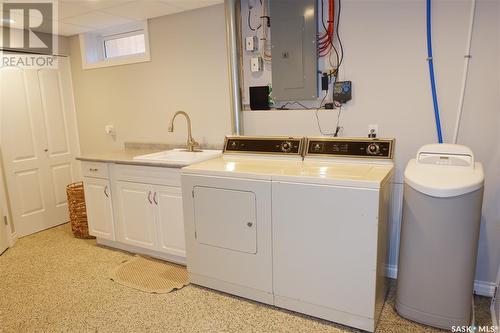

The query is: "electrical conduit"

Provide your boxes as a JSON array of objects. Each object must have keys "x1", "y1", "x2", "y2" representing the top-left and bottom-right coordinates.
[{"x1": 426, "y1": 0, "x2": 444, "y2": 144}]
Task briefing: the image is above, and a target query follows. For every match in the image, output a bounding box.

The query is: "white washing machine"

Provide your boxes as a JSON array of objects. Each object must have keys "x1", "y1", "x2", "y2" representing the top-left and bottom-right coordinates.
[
  {"x1": 181, "y1": 136, "x2": 394, "y2": 332},
  {"x1": 272, "y1": 137, "x2": 394, "y2": 332}
]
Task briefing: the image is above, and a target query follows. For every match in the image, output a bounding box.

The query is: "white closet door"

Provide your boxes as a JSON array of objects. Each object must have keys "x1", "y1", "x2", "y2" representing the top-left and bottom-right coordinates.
[
  {"x1": 0, "y1": 58, "x2": 81, "y2": 237},
  {"x1": 37, "y1": 59, "x2": 81, "y2": 223}
]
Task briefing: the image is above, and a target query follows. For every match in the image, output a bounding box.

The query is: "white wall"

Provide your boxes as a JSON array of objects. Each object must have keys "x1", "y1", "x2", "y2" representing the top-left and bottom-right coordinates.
[
  {"x1": 69, "y1": 4, "x2": 231, "y2": 153},
  {"x1": 244, "y1": 0, "x2": 500, "y2": 287},
  {"x1": 67, "y1": 0, "x2": 499, "y2": 288}
]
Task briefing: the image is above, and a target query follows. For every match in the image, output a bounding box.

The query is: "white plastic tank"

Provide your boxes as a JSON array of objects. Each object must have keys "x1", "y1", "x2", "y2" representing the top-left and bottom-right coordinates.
[{"x1": 396, "y1": 144, "x2": 484, "y2": 330}]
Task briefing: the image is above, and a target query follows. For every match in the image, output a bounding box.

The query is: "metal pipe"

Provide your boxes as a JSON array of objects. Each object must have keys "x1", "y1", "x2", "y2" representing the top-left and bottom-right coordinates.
[{"x1": 224, "y1": 0, "x2": 243, "y2": 135}]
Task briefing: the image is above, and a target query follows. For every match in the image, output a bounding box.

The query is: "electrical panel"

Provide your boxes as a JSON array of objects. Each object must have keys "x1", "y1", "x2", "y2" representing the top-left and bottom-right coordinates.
[{"x1": 269, "y1": 0, "x2": 318, "y2": 101}]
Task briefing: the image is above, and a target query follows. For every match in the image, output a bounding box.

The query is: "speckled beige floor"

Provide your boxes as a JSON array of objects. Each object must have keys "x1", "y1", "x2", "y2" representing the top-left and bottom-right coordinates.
[{"x1": 0, "y1": 224, "x2": 492, "y2": 333}]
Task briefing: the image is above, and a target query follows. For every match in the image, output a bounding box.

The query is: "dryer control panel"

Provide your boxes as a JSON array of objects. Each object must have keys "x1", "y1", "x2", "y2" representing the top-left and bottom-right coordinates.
[
  {"x1": 306, "y1": 138, "x2": 394, "y2": 159},
  {"x1": 224, "y1": 136, "x2": 304, "y2": 156}
]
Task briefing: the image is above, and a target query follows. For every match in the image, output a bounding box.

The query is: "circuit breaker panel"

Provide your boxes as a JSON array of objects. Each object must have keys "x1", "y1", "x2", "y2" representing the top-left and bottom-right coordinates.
[{"x1": 269, "y1": 0, "x2": 318, "y2": 101}]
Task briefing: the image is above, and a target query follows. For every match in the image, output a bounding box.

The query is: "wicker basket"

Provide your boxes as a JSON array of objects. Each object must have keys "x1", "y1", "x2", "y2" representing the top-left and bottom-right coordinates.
[{"x1": 66, "y1": 182, "x2": 94, "y2": 239}]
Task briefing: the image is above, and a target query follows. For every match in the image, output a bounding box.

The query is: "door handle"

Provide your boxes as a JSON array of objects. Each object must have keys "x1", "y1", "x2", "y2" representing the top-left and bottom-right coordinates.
[
  {"x1": 153, "y1": 192, "x2": 158, "y2": 205},
  {"x1": 104, "y1": 185, "x2": 109, "y2": 198},
  {"x1": 147, "y1": 191, "x2": 152, "y2": 204}
]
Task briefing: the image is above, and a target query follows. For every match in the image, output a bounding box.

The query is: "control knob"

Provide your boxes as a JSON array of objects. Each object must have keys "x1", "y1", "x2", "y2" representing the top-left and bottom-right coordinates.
[
  {"x1": 367, "y1": 143, "x2": 380, "y2": 155},
  {"x1": 280, "y1": 141, "x2": 293, "y2": 153}
]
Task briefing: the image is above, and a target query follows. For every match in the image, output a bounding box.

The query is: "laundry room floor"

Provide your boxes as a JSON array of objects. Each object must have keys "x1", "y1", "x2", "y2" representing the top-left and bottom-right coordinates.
[{"x1": 0, "y1": 224, "x2": 492, "y2": 333}]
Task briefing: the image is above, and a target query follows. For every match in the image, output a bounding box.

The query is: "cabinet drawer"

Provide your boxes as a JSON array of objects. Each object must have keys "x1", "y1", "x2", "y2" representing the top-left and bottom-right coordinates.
[
  {"x1": 113, "y1": 164, "x2": 181, "y2": 187},
  {"x1": 81, "y1": 161, "x2": 109, "y2": 178}
]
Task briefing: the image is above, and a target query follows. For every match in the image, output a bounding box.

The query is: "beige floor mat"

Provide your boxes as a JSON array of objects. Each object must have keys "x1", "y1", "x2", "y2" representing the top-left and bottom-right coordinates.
[{"x1": 109, "y1": 255, "x2": 189, "y2": 293}]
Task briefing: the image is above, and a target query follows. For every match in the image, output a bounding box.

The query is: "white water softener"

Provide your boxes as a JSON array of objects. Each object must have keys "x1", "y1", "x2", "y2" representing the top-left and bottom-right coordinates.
[{"x1": 396, "y1": 144, "x2": 484, "y2": 330}]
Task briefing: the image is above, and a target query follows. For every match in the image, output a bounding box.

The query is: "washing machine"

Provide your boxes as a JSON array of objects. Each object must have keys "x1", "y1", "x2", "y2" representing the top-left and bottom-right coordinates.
[
  {"x1": 181, "y1": 136, "x2": 395, "y2": 332},
  {"x1": 272, "y1": 137, "x2": 395, "y2": 332}
]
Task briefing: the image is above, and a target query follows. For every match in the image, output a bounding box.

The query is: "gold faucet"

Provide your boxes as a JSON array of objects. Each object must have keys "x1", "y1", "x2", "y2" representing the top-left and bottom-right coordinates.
[{"x1": 168, "y1": 111, "x2": 200, "y2": 152}]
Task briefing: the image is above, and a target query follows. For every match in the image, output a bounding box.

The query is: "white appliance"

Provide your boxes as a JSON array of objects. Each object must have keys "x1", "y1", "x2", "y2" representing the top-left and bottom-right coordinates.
[
  {"x1": 181, "y1": 136, "x2": 395, "y2": 332},
  {"x1": 182, "y1": 136, "x2": 305, "y2": 304},
  {"x1": 397, "y1": 144, "x2": 484, "y2": 330}
]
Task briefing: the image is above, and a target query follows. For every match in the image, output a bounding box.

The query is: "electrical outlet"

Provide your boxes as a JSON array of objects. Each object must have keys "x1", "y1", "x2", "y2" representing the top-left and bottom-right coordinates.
[
  {"x1": 245, "y1": 36, "x2": 258, "y2": 52},
  {"x1": 250, "y1": 57, "x2": 263, "y2": 72},
  {"x1": 105, "y1": 124, "x2": 116, "y2": 137},
  {"x1": 368, "y1": 124, "x2": 378, "y2": 138}
]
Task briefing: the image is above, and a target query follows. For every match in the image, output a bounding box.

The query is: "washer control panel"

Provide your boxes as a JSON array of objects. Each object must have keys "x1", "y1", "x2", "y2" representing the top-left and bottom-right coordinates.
[
  {"x1": 306, "y1": 138, "x2": 394, "y2": 159},
  {"x1": 224, "y1": 136, "x2": 304, "y2": 155}
]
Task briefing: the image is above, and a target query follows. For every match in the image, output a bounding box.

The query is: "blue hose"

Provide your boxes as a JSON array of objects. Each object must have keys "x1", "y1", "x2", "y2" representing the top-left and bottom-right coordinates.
[{"x1": 426, "y1": 0, "x2": 444, "y2": 144}]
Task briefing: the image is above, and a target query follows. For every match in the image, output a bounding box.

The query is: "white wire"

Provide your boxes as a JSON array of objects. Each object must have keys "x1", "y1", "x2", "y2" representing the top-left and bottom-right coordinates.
[
  {"x1": 471, "y1": 295, "x2": 476, "y2": 328},
  {"x1": 452, "y1": 0, "x2": 476, "y2": 144}
]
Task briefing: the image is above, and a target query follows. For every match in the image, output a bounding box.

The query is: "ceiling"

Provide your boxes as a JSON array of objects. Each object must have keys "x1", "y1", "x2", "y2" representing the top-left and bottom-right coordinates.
[{"x1": 1, "y1": 0, "x2": 223, "y2": 36}]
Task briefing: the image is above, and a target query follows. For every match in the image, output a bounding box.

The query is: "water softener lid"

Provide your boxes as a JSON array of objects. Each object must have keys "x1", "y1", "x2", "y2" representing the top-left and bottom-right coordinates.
[{"x1": 404, "y1": 144, "x2": 484, "y2": 197}]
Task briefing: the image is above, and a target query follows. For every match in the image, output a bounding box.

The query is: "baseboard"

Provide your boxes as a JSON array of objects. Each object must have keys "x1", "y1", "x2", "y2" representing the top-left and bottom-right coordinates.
[
  {"x1": 9, "y1": 231, "x2": 17, "y2": 246},
  {"x1": 96, "y1": 238, "x2": 186, "y2": 266},
  {"x1": 474, "y1": 280, "x2": 496, "y2": 297},
  {"x1": 385, "y1": 264, "x2": 495, "y2": 297}
]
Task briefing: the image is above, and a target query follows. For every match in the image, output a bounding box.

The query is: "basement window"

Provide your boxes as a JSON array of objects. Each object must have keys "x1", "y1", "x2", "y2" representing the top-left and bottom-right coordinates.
[
  {"x1": 80, "y1": 21, "x2": 150, "y2": 70},
  {"x1": 103, "y1": 31, "x2": 146, "y2": 59}
]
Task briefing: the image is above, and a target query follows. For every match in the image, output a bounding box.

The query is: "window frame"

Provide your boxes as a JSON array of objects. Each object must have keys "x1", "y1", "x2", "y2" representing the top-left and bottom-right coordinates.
[{"x1": 79, "y1": 21, "x2": 151, "y2": 70}]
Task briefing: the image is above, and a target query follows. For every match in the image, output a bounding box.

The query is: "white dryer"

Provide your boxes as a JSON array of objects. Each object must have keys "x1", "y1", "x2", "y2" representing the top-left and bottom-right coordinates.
[
  {"x1": 181, "y1": 136, "x2": 394, "y2": 332},
  {"x1": 181, "y1": 136, "x2": 305, "y2": 305}
]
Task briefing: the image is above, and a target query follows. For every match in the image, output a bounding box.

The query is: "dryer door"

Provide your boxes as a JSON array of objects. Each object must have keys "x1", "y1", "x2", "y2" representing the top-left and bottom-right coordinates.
[
  {"x1": 194, "y1": 186, "x2": 257, "y2": 254},
  {"x1": 181, "y1": 174, "x2": 273, "y2": 302}
]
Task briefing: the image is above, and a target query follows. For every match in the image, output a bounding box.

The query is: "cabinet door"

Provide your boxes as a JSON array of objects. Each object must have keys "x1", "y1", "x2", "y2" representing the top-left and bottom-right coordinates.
[
  {"x1": 83, "y1": 177, "x2": 114, "y2": 240},
  {"x1": 115, "y1": 181, "x2": 156, "y2": 250},
  {"x1": 154, "y1": 185, "x2": 185, "y2": 257}
]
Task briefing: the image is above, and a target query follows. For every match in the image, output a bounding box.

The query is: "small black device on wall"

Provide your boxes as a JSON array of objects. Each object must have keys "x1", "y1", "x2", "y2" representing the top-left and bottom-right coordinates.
[
  {"x1": 333, "y1": 81, "x2": 352, "y2": 103},
  {"x1": 249, "y1": 86, "x2": 270, "y2": 110}
]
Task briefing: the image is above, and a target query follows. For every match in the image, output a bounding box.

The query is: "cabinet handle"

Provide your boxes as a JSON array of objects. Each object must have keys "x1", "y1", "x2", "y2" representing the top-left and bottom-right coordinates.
[
  {"x1": 153, "y1": 192, "x2": 158, "y2": 205},
  {"x1": 247, "y1": 222, "x2": 253, "y2": 227},
  {"x1": 89, "y1": 168, "x2": 98, "y2": 172},
  {"x1": 147, "y1": 191, "x2": 152, "y2": 204},
  {"x1": 104, "y1": 185, "x2": 109, "y2": 198}
]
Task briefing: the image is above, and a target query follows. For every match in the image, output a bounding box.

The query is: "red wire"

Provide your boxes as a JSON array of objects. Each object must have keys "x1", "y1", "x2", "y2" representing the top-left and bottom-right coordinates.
[{"x1": 318, "y1": 0, "x2": 335, "y2": 57}]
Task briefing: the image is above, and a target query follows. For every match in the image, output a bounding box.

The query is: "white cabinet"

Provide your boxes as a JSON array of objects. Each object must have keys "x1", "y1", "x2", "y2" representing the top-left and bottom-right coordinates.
[
  {"x1": 115, "y1": 181, "x2": 157, "y2": 250},
  {"x1": 156, "y1": 185, "x2": 185, "y2": 257},
  {"x1": 83, "y1": 177, "x2": 114, "y2": 240},
  {"x1": 81, "y1": 162, "x2": 185, "y2": 262}
]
